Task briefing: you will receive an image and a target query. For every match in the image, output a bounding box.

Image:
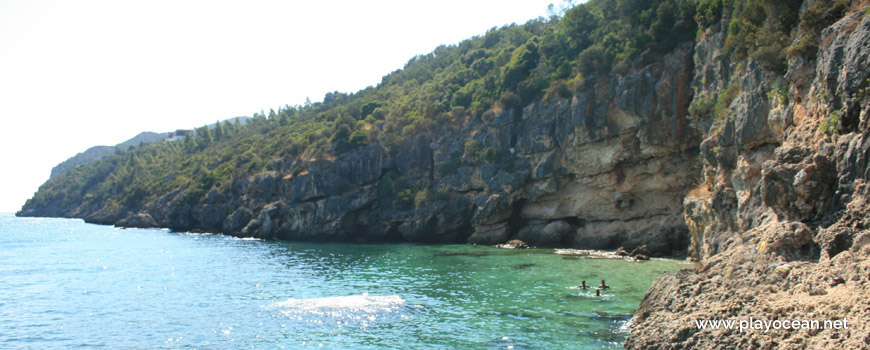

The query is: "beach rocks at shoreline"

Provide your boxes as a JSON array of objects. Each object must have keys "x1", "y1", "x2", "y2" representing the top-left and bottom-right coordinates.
[{"x1": 496, "y1": 239, "x2": 530, "y2": 249}]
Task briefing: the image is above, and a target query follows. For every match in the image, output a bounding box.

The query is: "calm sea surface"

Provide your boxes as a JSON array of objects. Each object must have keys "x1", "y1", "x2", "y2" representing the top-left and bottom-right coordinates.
[{"x1": 0, "y1": 214, "x2": 687, "y2": 349}]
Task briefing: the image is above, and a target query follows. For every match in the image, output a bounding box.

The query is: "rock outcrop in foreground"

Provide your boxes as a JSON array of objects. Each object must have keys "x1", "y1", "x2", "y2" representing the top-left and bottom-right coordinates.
[{"x1": 627, "y1": 9, "x2": 870, "y2": 349}]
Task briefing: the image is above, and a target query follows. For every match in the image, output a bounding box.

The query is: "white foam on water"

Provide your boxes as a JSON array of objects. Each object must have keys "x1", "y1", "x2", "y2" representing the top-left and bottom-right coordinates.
[
  {"x1": 616, "y1": 315, "x2": 637, "y2": 334},
  {"x1": 270, "y1": 294, "x2": 407, "y2": 326}
]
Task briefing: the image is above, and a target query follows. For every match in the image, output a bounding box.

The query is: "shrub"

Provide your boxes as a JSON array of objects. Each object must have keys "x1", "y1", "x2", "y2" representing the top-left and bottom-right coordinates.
[
  {"x1": 555, "y1": 80, "x2": 572, "y2": 99},
  {"x1": 787, "y1": 31, "x2": 820, "y2": 59},
  {"x1": 330, "y1": 124, "x2": 352, "y2": 143},
  {"x1": 463, "y1": 139, "x2": 484, "y2": 162},
  {"x1": 517, "y1": 76, "x2": 547, "y2": 105},
  {"x1": 396, "y1": 189, "x2": 414, "y2": 209},
  {"x1": 349, "y1": 129, "x2": 369, "y2": 146},
  {"x1": 723, "y1": 0, "x2": 801, "y2": 73},
  {"x1": 819, "y1": 110, "x2": 840, "y2": 135},
  {"x1": 470, "y1": 99, "x2": 492, "y2": 120},
  {"x1": 818, "y1": 119, "x2": 831, "y2": 135},
  {"x1": 333, "y1": 139, "x2": 351, "y2": 153},
  {"x1": 689, "y1": 95, "x2": 715, "y2": 119},
  {"x1": 499, "y1": 91, "x2": 520, "y2": 109},
  {"x1": 439, "y1": 158, "x2": 462, "y2": 177},
  {"x1": 696, "y1": 0, "x2": 724, "y2": 27},
  {"x1": 360, "y1": 102, "x2": 382, "y2": 118},
  {"x1": 751, "y1": 27, "x2": 789, "y2": 74},
  {"x1": 414, "y1": 189, "x2": 432, "y2": 207},
  {"x1": 578, "y1": 45, "x2": 608, "y2": 75},
  {"x1": 435, "y1": 187, "x2": 450, "y2": 201},
  {"x1": 451, "y1": 85, "x2": 474, "y2": 108},
  {"x1": 714, "y1": 82, "x2": 740, "y2": 121},
  {"x1": 767, "y1": 83, "x2": 788, "y2": 105},
  {"x1": 481, "y1": 109, "x2": 498, "y2": 122},
  {"x1": 502, "y1": 39, "x2": 540, "y2": 91},
  {"x1": 787, "y1": 0, "x2": 849, "y2": 60},
  {"x1": 483, "y1": 148, "x2": 498, "y2": 162}
]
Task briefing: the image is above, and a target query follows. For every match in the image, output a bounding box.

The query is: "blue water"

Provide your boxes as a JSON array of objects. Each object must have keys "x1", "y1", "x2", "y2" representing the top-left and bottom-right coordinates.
[{"x1": 0, "y1": 214, "x2": 687, "y2": 349}]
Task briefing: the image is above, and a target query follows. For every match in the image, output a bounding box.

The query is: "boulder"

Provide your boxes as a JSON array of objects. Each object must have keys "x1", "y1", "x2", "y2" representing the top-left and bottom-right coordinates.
[
  {"x1": 116, "y1": 212, "x2": 157, "y2": 228},
  {"x1": 497, "y1": 239, "x2": 529, "y2": 249}
]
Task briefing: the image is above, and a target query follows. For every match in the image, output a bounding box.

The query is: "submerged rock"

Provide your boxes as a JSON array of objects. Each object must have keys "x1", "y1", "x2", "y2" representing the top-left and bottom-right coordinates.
[{"x1": 632, "y1": 254, "x2": 649, "y2": 261}]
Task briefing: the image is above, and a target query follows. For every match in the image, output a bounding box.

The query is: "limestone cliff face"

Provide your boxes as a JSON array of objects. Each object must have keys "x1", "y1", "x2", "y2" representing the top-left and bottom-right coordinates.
[
  {"x1": 463, "y1": 43, "x2": 698, "y2": 253},
  {"x1": 627, "y1": 8, "x2": 870, "y2": 349},
  {"x1": 22, "y1": 42, "x2": 700, "y2": 255}
]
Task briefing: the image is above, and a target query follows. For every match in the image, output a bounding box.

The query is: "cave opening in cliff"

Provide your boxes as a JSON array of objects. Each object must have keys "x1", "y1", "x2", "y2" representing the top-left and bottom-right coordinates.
[
  {"x1": 507, "y1": 199, "x2": 528, "y2": 239},
  {"x1": 385, "y1": 222, "x2": 404, "y2": 242},
  {"x1": 563, "y1": 216, "x2": 584, "y2": 227}
]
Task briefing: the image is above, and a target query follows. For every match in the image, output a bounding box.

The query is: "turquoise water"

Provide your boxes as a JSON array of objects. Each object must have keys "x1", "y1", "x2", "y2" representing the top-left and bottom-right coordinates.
[{"x1": 0, "y1": 214, "x2": 687, "y2": 349}]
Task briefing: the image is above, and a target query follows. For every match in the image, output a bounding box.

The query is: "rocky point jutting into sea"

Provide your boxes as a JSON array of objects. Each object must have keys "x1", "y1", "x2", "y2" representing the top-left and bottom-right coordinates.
[{"x1": 18, "y1": 1, "x2": 870, "y2": 348}]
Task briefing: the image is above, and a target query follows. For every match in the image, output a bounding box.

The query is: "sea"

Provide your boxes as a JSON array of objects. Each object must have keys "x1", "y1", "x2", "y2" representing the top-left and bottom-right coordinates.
[{"x1": 0, "y1": 213, "x2": 687, "y2": 349}]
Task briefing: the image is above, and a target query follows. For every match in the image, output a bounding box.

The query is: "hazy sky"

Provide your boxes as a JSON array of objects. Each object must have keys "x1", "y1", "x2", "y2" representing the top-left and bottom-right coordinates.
[{"x1": 0, "y1": 0, "x2": 564, "y2": 213}]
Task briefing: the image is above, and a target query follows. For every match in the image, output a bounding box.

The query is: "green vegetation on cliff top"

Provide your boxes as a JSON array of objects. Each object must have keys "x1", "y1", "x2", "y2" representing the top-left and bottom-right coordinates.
[{"x1": 21, "y1": 0, "x2": 846, "y2": 216}]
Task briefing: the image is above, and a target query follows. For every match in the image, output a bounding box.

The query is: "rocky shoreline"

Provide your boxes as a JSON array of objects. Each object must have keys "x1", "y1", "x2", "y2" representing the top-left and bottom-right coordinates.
[{"x1": 626, "y1": 8, "x2": 870, "y2": 349}]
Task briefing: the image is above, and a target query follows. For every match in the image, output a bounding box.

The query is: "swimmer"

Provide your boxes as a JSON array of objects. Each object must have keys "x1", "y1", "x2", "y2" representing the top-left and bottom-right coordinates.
[
  {"x1": 598, "y1": 280, "x2": 610, "y2": 289},
  {"x1": 576, "y1": 280, "x2": 589, "y2": 290},
  {"x1": 595, "y1": 289, "x2": 601, "y2": 297}
]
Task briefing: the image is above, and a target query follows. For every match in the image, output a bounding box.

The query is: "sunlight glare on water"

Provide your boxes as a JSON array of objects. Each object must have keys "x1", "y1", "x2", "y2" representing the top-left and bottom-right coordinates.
[{"x1": 271, "y1": 294, "x2": 408, "y2": 327}]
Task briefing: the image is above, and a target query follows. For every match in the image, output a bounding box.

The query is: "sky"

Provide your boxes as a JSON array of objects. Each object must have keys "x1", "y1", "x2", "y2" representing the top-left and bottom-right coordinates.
[{"x1": 0, "y1": 0, "x2": 569, "y2": 213}]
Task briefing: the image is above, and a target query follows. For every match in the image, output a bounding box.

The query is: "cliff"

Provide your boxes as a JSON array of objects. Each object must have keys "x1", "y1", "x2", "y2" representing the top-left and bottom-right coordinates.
[
  {"x1": 21, "y1": 43, "x2": 698, "y2": 254},
  {"x1": 627, "y1": 4, "x2": 870, "y2": 349}
]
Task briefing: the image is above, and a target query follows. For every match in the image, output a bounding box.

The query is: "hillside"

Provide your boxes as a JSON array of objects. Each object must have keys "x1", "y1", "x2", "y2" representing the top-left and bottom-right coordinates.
[
  {"x1": 18, "y1": 0, "x2": 870, "y2": 348},
  {"x1": 49, "y1": 132, "x2": 169, "y2": 179},
  {"x1": 48, "y1": 119, "x2": 252, "y2": 180},
  {"x1": 48, "y1": 145, "x2": 115, "y2": 179}
]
